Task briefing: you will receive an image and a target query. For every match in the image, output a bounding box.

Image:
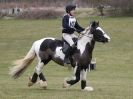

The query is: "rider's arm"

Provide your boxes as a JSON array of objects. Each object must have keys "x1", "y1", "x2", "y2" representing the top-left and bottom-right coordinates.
[{"x1": 75, "y1": 21, "x2": 85, "y2": 33}]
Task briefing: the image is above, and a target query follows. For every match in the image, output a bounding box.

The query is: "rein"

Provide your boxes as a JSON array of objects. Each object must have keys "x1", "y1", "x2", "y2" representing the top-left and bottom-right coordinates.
[
  {"x1": 79, "y1": 33, "x2": 93, "y2": 38},
  {"x1": 78, "y1": 28, "x2": 93, "y2": 39}
]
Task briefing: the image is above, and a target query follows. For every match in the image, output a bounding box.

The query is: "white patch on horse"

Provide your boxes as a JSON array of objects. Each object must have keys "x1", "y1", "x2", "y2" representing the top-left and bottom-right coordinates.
[
  {"x1": 54, "y1": 47, "x2": 65, "y2": 60},
  {"x1": 35, "y1": 62, "x2": 44, "y2": 74},
  {"x1": 80, "y1": 69, "x2": 87, "y2": 80},
  {"x1": 77, "y1": 35, "x2": 93, "y2": 55},
  {"x1": 84, "y1": 86, "x2": 94, "y2": 91},
  {"x1": 34, "y1": 37, "x2": 56, "y2": 59},
  {"x1": 73, "y1": 63, "x2": 78, "y2": 74},
  {"x1": 97, "y1": 27, "x2": 111, "y2": 41},
  {"x1": 97, "y1": 27, "x2": 105, "y2": 34}
]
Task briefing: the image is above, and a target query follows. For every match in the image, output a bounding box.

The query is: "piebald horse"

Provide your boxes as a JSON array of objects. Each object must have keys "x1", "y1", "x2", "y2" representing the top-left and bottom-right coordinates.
[{"x1": 10, "y1": 21, "x2": 110, "y2": 91}]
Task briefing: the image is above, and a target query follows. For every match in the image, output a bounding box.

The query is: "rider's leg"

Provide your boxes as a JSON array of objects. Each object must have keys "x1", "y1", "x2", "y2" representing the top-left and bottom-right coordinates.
[
  {"x1": 62, "y1": 33, "x2": 75, "y2": 64},
  {"x1": 71, "y1": 34, "x2": 78, "y2": 39},
  {"x1": 62, "y1": 33, "x2": 75, "y2": 46}
]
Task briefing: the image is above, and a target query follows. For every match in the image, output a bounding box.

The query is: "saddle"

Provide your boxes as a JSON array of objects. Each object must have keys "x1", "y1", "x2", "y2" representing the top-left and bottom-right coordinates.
[{"x1": 62, "y1": 37, "x2": 78, "y2": 54}]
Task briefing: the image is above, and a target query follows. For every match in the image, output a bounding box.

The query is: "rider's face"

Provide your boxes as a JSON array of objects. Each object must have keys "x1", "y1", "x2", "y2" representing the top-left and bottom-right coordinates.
[{"x1": 70, "y1": 9, "x2": 75, "y2": 16}]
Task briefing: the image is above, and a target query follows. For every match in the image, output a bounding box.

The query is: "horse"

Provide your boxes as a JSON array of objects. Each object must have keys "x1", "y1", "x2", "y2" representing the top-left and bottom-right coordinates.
[{"x1": 9, "y1": 21, "x2": 110, "y2": 91}]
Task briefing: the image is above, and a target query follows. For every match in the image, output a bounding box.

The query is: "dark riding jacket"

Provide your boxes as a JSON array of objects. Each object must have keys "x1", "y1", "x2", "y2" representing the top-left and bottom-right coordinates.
[{"x1": 62, "y1": 14, "x2": 85, "y2": 34}]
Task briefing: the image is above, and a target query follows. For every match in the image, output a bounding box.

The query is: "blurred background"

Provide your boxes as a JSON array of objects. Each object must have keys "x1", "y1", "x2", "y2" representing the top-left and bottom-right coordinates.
[
  {"x1": 0, "y1": 0, "x2": 133, "y2": 19},
  {"x1": 0, "y1": 1, "x2": 133, "y2": 99}
]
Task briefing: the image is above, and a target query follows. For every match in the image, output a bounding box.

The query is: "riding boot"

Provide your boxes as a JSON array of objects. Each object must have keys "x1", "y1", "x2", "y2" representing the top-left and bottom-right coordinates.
[
  {"x1": 64, "y1": 48, "x2": 71, "y2": 64},
  {"x1": 64, "y1": 44, "x2": 77, "y2": 64},
  {"x1": 71, "y1": 43, "x2": 77, "y2": 51}
]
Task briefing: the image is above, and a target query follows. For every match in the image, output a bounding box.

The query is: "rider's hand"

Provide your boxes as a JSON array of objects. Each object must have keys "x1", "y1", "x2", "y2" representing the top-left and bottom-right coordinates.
[
  {"x1": 81, "y1": 30, "x2": 86, "y2": 35},
  {"x1": 81, "y1": 27, "x2": 90, "y2": 35}
]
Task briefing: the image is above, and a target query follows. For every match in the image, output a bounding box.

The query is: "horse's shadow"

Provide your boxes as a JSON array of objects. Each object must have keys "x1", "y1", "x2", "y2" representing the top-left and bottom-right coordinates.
[{"x1": 22, "y1": 87, "x2": 81, "y2": 93}]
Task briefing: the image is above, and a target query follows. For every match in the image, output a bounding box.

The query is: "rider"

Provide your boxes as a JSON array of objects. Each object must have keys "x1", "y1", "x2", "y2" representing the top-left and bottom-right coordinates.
[{"x1": 62, "y1": 4, "x2": 85, "y2": 64}]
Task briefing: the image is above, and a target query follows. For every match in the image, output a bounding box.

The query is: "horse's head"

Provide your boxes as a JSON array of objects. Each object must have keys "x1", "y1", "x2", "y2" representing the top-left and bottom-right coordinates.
[{"x1": 86, "y1": 21, "x2": 110, "y2": 43}]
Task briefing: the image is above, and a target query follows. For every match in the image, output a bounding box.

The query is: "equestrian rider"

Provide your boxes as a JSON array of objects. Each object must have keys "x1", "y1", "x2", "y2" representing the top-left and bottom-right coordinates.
[{"x1": 62, "y1": 4, "x2": 85, "y2": 64}]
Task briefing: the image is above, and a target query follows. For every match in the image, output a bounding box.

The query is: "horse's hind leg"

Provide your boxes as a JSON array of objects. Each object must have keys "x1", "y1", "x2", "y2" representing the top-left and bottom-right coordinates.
[
  {"x1": 28, "y1": 61, "x2": 45, "y2": 86},
  {"x1": 37, "y1": 58, "x2": 51, "y2": 88},
  {"x1": 28, "y1": 60, "x2": 48, "y2": 89}
]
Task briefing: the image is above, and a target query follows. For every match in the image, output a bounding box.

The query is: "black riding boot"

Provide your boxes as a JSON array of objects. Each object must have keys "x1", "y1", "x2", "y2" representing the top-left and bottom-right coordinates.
[
  {"x1": 63, "y1": 44, "x2": 76, "y2": 65},
  {"x1": 64, "y1": 47, "x2": 71, "y2": 64}
]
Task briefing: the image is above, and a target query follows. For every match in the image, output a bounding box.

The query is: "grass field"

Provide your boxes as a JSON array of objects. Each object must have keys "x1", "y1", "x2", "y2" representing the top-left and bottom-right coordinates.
[{"x1": 0, "y1": 17, "x2": 133, "y2": 99}]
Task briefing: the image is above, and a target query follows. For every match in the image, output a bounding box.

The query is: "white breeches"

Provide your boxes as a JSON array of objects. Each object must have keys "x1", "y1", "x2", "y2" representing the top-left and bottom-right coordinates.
[{"x1": 62, "y1": 33, "x2": 78, "y2": 46}]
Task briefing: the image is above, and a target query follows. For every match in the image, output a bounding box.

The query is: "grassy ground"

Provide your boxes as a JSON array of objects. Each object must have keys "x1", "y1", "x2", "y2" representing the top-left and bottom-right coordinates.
[{"x1": 0, "y1": 17, "x2": 133, "y2": 99}]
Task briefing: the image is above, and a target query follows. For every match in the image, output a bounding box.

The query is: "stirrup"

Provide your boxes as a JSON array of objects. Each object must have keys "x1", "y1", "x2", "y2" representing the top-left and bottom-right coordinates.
[{"x1": 64, "y1": 58, "x2": 70, "y2": 65}]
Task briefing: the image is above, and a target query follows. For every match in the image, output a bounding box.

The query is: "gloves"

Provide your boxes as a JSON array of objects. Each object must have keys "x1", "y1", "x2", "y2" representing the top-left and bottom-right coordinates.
[{"x1": 81, "y1": 30, "x2": 86, "y2": 35}]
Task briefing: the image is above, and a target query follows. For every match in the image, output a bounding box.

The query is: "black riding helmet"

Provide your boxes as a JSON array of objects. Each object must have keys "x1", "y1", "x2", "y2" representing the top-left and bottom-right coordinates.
[{"x1": 65, "y1": 4, "x2": 76, "y2": 13}]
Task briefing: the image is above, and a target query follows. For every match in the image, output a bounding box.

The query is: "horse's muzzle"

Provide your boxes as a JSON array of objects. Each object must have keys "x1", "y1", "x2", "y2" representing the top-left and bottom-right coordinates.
[
  {"x1": 106, "y1": 38, "x2": 111, "y2": 43},
  {"x1": 103, "y1": 38, "x2": 110, "y2": 43}
]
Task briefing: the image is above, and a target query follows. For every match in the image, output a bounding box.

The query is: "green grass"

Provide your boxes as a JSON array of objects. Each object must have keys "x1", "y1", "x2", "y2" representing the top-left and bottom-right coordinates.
[{"x1": 0, "y1": 17, "x2": 133, "y2": 99}]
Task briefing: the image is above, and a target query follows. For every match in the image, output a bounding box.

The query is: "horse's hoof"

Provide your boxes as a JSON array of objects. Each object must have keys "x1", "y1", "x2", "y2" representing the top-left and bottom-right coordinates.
[
  {"x1": 28, "y1": 81, "x2": 34, "y2": 87},
  {"x1": 39, "y1": 80, "x2": 47, "y2": 89},
  {"x1": 83, "y1": 86, "x2": 94, "y2": 91},
  {"x1": 63, "y1": 79, "x2": 70, "y2": 88},
  {"x1": 63, "y1": 82, "x2": 70, "y2": 88},
  {"x1": 28, "y1": 77, "x2": 34, "y2": 87}
]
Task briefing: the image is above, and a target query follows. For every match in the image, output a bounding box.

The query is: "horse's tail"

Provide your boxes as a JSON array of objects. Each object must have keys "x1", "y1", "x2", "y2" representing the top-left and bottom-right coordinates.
[{"x1": 9, "y1": 42, "x2": 36, "y2": 79}]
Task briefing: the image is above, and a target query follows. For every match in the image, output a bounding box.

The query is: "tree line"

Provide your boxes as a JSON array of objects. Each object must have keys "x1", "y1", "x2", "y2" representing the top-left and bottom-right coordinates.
[{"x1": 0, "y1": 0, "x2": 132, "y2": 16}]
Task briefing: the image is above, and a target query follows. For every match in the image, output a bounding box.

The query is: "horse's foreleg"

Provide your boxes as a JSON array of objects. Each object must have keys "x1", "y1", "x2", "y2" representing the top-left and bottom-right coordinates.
[
  {"x1": 80, "y1": 69, "x2": 87, "y2": 89},
  {"x1": 63, "y1": 66, "x2": 80, "y2": 88},
  {"x1": 80, "y1": 68, "x2": 94, "y2": 91}
]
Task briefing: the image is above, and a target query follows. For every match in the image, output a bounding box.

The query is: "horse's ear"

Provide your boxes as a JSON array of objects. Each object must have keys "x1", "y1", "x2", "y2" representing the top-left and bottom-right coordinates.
[
  {"x1": 97, "y1": 21, "x2": 99, "y2": 26},
  {"x1": 90, "y1": 21, "x2": 97, "y2": 29},
  {"x1": 89, "y1": 21, "x2": 96, "y2": 34}
]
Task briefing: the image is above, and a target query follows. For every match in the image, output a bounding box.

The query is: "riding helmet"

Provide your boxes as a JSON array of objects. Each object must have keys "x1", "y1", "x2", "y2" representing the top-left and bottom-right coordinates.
[{"x1": 65, "y1": 4, "x2": 76, "y2": 13}]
